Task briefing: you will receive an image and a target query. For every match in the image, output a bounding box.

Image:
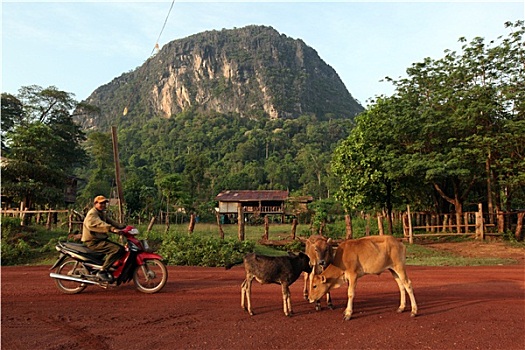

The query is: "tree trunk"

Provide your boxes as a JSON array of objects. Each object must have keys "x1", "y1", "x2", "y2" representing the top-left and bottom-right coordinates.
[
  {"x1": 433, "y1": 183, "x2": 463, "y2": 233},
  {"x1": 515, "y1": 212, "x2": 524, "y2": 241}
]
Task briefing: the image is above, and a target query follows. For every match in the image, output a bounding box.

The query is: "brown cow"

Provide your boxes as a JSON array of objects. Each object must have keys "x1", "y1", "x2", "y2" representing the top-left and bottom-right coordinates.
[
  {"x1": 301, "y1": 235, "x2": 334, "y2": 310},
  {"x1": 226, "y1": 252, "x2": 312, "y2": 317},
  {"x1": 308, "y1": 235, "x2": 417, "y2": 320}
]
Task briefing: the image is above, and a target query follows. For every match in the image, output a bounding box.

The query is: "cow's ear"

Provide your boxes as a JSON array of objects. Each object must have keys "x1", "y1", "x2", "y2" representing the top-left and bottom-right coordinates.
[{"x1": 321, "y1": 275, "x2": 327, "y2": 284}]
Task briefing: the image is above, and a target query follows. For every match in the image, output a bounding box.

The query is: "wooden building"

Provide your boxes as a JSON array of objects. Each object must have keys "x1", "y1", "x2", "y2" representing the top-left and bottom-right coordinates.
[
  {"x1": 215, "y1": 190, "x2": 314, "y2": 224},
  {"x1": 215, "y1": 190, "x2": 289, "y2": 222}
]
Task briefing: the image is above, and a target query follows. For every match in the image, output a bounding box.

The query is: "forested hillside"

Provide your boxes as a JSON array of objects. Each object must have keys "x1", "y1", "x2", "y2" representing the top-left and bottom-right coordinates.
[
  {"x1": 77, "y1": 110, "x2": 354, "y2": 219},
  {"x1": 77, "y1": 25, "x2": 363, "y2": 130}
]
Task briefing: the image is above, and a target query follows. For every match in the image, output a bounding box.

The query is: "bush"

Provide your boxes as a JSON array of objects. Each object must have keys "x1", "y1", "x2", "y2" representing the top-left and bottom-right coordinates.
[
  {"x1": 158, "y1": 233, "x2": 255, "y2": 267},
  {"x1": 1, "y1": 219, "x2": 70, "y2": 265},
  {"x1": 1, "y1": 217, "x2": 22, "y2": 237},
  {"x1": 1, "y1": 237, "x2": 32, "y2": 265}
]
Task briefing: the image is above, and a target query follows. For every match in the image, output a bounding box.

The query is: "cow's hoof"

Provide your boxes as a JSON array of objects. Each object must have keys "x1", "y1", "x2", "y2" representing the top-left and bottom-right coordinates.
[
  {"x1": 303, "y1": 294, "x2": 308, "y2": 301},
  {"x1": 315, "y1": 305, "x2": 321, "y2": 311},
  {"x1": 327, "y1": 303, "x2": 334, "y2": 310},
  {"x1": 396, "y1": 307, "x2": 404, "y2": 314},
  {"x1": 343, "y1": 314, "x2": 352, "y2": 321},
  {"x1": 411, "y1": 312, "x2": 417, "y2": 317}
]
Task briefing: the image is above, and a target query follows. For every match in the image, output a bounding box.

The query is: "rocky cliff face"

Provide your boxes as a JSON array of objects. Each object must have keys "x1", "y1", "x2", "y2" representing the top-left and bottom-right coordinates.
[{"x1": 79, "y1": 25, "x2": 363, "y2": 130}]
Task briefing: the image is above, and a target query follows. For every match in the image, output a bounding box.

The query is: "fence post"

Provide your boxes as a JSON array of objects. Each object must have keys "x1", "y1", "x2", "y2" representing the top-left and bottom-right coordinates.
[
  {"x1": 377, "y1": 214, "x2": 384, "y2": 235},
  {"x1": 365, "y1": 214, "x2": 370, "y2": 236},
  {"x1": 497, "y1": 211, "x2": 505, "y2": 233},
  {"x1": 215, "y1": 212, "x2": 225, "y2": 240},
  {"x1": 188, "y1": 213, "x2": 196, "y2": 235},
  {"x1": 147, "y1": 216, "x2": 156, "y2": 233},
  {"x1": 264, "y1": 215, "x2": 269, "y2": 240},
  {"x1": 345, "y1": 214, "x2": 353, "y2": 239},
  {"x1": 475, "y1": 203, "x2": 484, "y2": 240},
  {"x1": 237, "y1": 204, "x2": 245, "y2": 241},
  {"x1": 407, "y1": 205, "x2": 413, "y2": 244},
  {"x1": 46, "y1": 209, "x2": 53, "y2": 230},
  {"x1": 291, "y1": 218, "x2": 298, "y2": 239}
]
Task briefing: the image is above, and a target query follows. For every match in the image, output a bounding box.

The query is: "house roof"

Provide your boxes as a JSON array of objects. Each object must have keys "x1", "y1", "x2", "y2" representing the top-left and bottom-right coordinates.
[
  {"x1": 215, "y1": 190, "x2": 289, "y2": 202},
  {"x1": 287, "y1": 195, "x2": 314, "y2": 203}
]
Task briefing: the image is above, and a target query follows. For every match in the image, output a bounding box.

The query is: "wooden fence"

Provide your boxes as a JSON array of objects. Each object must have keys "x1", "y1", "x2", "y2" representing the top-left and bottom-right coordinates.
[
  {"x1": 402, "y1": 204, "x2": 525, "y2": 243},
  {"x1": 1, "y1": 208, "x2": 82, "y2": 233}
]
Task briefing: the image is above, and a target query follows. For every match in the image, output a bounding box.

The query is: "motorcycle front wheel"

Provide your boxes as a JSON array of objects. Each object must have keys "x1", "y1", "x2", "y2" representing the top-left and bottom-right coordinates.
[
  {"x1": 133, "y1": 259, "x2": 168, "y2": 294},
  {"x1": 54, "y1": 259, "x2": 88, "y2": 294}
]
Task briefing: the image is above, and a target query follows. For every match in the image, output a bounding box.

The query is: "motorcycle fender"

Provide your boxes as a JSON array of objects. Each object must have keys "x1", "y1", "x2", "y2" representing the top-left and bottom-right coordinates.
[
  {"x1": 136, "y1": 252, "x2": 163, "y2": 265},
  {"x1": 50, "y1": 254, "x2": 68, "y2": 270}
]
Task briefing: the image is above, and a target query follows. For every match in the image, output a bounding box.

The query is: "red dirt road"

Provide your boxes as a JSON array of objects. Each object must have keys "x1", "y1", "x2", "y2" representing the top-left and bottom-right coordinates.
[{"x1": 2, "y1": 264, "x2": 524, "y2": 350}]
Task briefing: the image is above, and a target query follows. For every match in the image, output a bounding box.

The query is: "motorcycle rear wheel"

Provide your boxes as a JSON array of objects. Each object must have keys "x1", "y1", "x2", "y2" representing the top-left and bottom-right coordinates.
[
  {"x1": 54, "y1": 259, "x2": 88, "y2": 294},
  {"x1": 133, "y1": 259, "x2": 167, "y2": 294}
]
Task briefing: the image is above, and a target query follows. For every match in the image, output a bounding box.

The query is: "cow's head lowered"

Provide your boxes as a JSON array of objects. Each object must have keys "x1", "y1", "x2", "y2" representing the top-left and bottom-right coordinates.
[{"x1": 307, "y1": 264, "x2": 345, "y2": 303}]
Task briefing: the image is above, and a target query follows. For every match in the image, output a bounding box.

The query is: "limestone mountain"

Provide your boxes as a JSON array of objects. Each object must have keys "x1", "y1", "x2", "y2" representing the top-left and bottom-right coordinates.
[{"x1": 78, "y1": 25, "x2": 363, "y2": 130}]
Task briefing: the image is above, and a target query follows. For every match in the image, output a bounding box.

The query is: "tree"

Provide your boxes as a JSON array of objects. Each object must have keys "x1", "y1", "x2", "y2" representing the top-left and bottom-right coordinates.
[
  {"x1": 331, "y1": 98, "x2": 407, "y2": 234},
  {"x1": 2, "y1": 123, "x2": 65, "y2": 208},
  {"x1": 332, "y1": 21, "x2": 525, "y2": 230},
  {"x1": 1, "y1": 93, "x2": 24, "y2": 151},
  {"x1": 1, "y1": 86, "x2": 87, "y2": 209},
  {"x1": 156, "y1": 173, "x2": 188, "y2": 215},
  {"x1": 77, "y1": 132, "x2": 115, "y2": 207}
]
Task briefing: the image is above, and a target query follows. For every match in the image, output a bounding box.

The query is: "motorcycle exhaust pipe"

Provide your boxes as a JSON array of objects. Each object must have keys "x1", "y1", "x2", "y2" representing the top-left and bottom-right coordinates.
[{"x1": 49, "y1": 273, "x2": 103, "y2": 286}]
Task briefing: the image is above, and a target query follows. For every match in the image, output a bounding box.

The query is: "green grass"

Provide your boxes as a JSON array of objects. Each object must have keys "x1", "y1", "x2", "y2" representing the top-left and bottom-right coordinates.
[{"x1": 405, "y1": 244, "x2": 518, "y2": 266}]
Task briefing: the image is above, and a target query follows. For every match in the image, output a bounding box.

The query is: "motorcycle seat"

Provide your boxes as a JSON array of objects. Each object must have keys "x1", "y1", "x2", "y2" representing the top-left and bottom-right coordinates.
[{"x1": 60, "y1": 242, "x2": 105, "y2": 258}]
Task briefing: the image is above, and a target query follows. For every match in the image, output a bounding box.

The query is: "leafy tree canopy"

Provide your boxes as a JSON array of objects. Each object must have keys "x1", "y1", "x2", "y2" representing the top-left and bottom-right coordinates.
[{"x1": 1, "y1": 86, "x2": 87, "y2": 208}]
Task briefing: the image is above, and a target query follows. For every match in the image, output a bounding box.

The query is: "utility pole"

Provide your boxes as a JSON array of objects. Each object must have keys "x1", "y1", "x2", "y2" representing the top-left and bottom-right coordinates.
[{"x1": 111, "y1": 126, "x2": 125, "y2": 223}]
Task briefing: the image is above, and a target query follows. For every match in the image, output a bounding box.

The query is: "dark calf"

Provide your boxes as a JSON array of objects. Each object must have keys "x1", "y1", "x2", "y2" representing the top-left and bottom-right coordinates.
[{"x1": 227, "y1": 252, "x2": 312, "y2": 316}]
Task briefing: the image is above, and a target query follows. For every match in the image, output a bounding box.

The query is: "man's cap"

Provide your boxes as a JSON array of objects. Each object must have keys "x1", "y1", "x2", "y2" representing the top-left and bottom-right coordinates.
[{"x1": 94, "y1": 195, "x2": 109, "y2": 204}]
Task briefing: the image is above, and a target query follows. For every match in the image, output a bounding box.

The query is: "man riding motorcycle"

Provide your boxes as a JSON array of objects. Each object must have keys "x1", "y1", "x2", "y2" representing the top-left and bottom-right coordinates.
[{"x1": 82, "y1": 195, "x2": 125, "y2": 282}]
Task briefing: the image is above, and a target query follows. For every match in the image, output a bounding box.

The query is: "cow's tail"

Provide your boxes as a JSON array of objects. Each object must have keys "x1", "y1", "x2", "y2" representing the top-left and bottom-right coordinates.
[{"x1": 225, "y1": 258, "x2": 244, "y2": 270}]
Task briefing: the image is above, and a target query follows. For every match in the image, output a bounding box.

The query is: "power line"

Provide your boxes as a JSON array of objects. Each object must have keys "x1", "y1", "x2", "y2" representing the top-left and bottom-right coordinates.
[
  {"x1": 151, "y1": 0, "x2": 176, "y2": 56},
  {"x1": 123, "y1": 0, "x2": 176, "y2": 116}
]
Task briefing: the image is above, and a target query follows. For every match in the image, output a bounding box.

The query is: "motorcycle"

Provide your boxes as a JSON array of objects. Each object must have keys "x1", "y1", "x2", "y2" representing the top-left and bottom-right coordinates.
[{"x1": 49, "y1": 225, "x2": 167, "y2": 294}]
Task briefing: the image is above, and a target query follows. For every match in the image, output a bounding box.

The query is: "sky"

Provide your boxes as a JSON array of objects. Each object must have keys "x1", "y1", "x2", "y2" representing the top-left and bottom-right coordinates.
[{"x1": 2, "y1": 1, "x2": 524, "y2": 107}]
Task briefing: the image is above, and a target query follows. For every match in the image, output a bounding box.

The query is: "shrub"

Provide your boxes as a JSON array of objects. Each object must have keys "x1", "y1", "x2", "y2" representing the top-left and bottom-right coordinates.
[
  {"x1": 158, "y1": 233, "x2": 255, "y2": 267},
  {"x1": 1, "y1": 217, "x2": 22, "y2": 238},
  {"x1": 1, "y1": 237, "x2": 32, "y2": 265}
]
